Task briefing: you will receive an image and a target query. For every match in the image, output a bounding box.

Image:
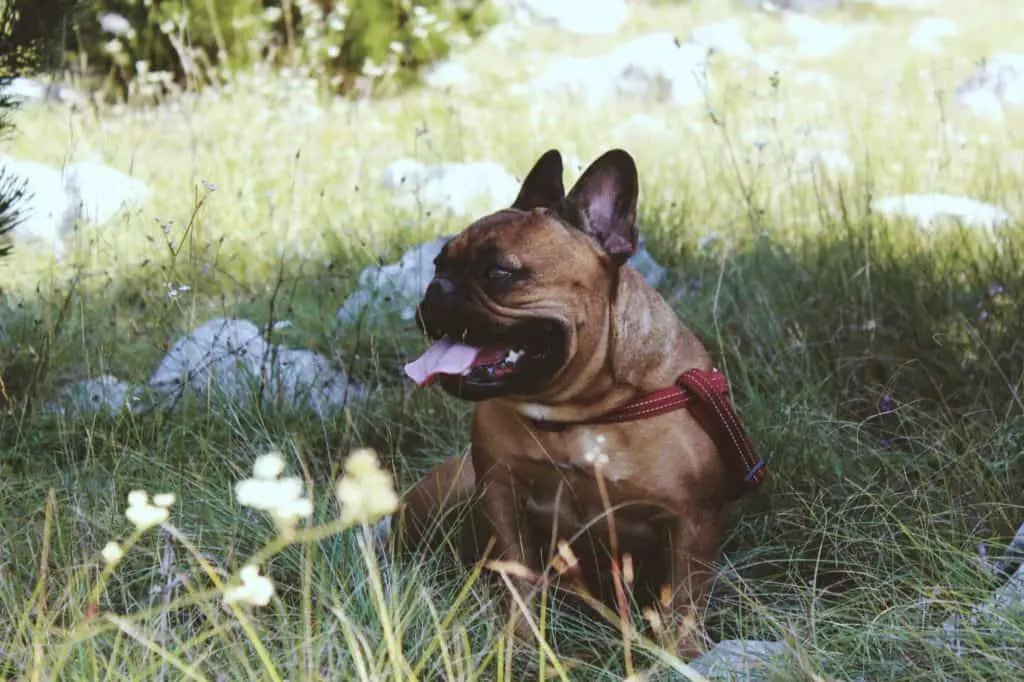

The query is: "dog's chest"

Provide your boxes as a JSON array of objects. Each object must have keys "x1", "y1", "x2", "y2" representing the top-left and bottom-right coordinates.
[{"x1": 511, "y1": 428, "x2": 668, "y2": 537}]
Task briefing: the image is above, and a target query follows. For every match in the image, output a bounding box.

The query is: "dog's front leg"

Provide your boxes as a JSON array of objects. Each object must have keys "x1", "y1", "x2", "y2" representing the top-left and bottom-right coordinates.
[
  {"x1": 475, "y1": 458, "x2": 541, "y2": 643},
  {"x1": 665, "y1": 505, "x2": 725, "y2": 660}
]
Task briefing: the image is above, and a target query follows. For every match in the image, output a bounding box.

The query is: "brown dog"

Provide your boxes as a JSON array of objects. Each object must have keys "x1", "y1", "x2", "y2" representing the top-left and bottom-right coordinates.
[{"x1": 388, "y1": 148, "x2": 764, "y2": 658}]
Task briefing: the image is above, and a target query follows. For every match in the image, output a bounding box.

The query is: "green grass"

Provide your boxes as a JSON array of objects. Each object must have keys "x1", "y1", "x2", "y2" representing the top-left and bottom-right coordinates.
[{"x1": 2, "y1": 0, "x2": 1024, "y2": 679}]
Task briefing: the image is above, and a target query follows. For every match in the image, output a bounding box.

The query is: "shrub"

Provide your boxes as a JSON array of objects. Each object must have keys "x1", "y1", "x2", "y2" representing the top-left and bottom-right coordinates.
[
  {"x1": 66, "y1": 0, "x2": 265, "y2": 100},
  {"x1": 274, "y1": 0, "x2": 498, "y2": 94},
  {"x1": 65, "y1": 0, "x2": 498, "y2": 102}
]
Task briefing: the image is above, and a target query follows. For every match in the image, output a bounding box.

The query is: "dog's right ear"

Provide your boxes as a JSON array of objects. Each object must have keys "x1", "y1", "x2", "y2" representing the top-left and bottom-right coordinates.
[{"x1": 511, "y1": 149, "x2": 566, "y2": 211}]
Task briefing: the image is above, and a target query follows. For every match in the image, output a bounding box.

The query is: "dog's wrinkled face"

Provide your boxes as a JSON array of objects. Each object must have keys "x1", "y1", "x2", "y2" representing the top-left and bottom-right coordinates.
[{"x1": 405, "y1": 149, "x2": 641, "y2": 401}]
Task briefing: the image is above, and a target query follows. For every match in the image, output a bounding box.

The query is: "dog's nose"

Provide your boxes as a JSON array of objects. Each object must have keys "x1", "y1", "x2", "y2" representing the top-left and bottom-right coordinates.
[{"x1": 426, "y1": 276, "x2": 456, "y2": 298}]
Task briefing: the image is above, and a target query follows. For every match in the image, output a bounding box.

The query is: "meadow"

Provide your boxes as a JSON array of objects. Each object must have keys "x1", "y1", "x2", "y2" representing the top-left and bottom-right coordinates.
[{"x1": 1, "y1": 0, "x2": 1023, "y2": 679}]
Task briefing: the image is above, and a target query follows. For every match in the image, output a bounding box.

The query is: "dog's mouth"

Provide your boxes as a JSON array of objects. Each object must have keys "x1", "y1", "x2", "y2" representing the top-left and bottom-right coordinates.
[{"x1": 404, "y1": 321, "x2": 565, "y2": 399}]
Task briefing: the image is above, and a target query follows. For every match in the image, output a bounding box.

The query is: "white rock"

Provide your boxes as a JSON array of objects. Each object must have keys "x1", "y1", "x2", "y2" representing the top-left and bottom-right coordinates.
[
  {"x1": 64, "y1": 161, "x2": 150, "y2": 225},
  {"x1": 529, "y1": 32, "x2": 711, "y2": 107},
  {"x1": 150, "y1": 317, "x2": 363, "y2": 414},
  {"x1": 150, "y1": 318, "x2": 268, "y2": 405},
  {"x1": 57, "y1": 375, "x2": 141, "y2": 415},
  {"x1": 871, "y1": 194, "x2": 1011, "y2": 233},
  {"x1": 794, "y1": 147, "x2": 854, "y2": 176},
  {"x1": 502, "y1": 0, "x2": 628, "y2": 35},
  {"x1": 783, "y1": 14, "x2": 863, "y2": 59},
  {"x1": 1, "y1": 78, "x2": 50, "y2": 105},
  {"x1": 336, "y1": 235, "x2": 668, "y2": 326},
  {"x1": 690, "y1": 639, "x2": 788, "y2": 679},
  {"x1": 422, "y1": 61, "x2": 472, "y2": 89},
  {"x1": 98, "y1": 12, "x2": 135, "y2": 38},
  {"x1": 337, "y1": 236, "x2": 448, "y2": 325},
  {"x1": 263, "y1": 347, "x2": 366, "y2": 417},
  {"x1": 0, "y1": 156, "x2": 78, "y2": 252},
  {"x1": 908, "y1": 18, "x2": 959, "y2": 54},
  {"x1": 955, "y1": 53, "x2": 1024, "y2": 120},
  {"x1": 691, "y1": 20, "x2": 754, "y2": 59},
  {"x1": 0, "y1": 77, "x2": 83, "y2": 106},
  {"x1": 380, "y1": 159, "x2": 520, "y2": 217}
]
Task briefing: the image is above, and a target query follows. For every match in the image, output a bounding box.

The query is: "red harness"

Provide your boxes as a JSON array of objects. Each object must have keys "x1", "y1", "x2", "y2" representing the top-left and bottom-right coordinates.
[{"x1": 530, "y1": 368, "x2": 766, "y2": 500}]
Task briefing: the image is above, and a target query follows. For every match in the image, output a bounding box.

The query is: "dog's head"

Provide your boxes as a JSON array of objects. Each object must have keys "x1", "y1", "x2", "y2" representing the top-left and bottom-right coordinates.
[{"x1": 404, "y1": 148, "x2": 641, "y2": 402}]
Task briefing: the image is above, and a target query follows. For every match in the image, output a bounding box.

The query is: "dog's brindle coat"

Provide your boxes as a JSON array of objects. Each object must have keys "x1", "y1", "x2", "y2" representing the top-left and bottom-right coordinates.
[{"x1": 388, "y1": 148, "x2": 758, "y2": 659}]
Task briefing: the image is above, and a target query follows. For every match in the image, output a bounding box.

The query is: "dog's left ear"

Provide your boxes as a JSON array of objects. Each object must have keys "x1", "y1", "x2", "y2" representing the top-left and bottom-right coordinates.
[
  {"x1": 511, "y1": 149, "x2": 566, "y2": 211},
  {"x1": 566, "y1": 149, "x2": 639, "y2": 266}
]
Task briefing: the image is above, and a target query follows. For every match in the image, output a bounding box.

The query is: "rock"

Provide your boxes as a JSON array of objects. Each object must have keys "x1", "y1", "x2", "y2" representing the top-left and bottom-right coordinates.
[
  {"x1": 742, "y1": 0, "x2": 840, "y2": 10},
  {"x1": 529, "y1": 32, "x2": 711, "y2": 108},
  {"x1": 871, "y1": 194, "x2": 1011, "y2": 233},
  {"x1": 955, "y1": 53, "x2": 1024, "y2": 120},
  {"x1": 628, "y1": 240, "x2": 667, "y2": 288},
  {"x1": 793, "y1": 147, "x2": 854, "y2": 177},
  {"x1": 690, "y1": 639, "x2": 788, "y2": 680},
  {"x1": 380, "y1": 159, "x2": 520, "y2": 217},
  {"x1": 0, "y1": 156, "x2": 78, "y2": 252},
  {"x1": 938, "y1": 522, "x2": 1024, "y2": 657},
  {"x1": 908, "y1": 18, "x2": 959, "y2": 54},
  {"x1": 65, "y1": 161, "x2": 150, "y2": 225},
  {"x1": 336, "y1": 236, "x2": 449, "y2": 326},
  {"x1": 98, "y1": 12, "x2": 135, "y2": 39},
  {"x1": 783, "y1": 14, "x2": 864, "y2": 59},
  {"x1": 263, "y1": 347, "x2": 366, "y2": 417},
  {"x1": 499, "y1": 0, "x2": 628, "y2": 35},
  {"x1": 0, "y1": 156, "x2": 151, "y2": 255},
  {"x1": 336, "y1": 235, "x2": 668, "y2": 326},
  {"x1": 56, "y1": 375, "x2": 141, "y2": 416},
  {"x1": 150, "y1": 317, "x2": 364, "y2": 414},
  {"x1": 691, "y1": 19, "x2": 754, "y2": 59},
  {"x1": 0, "y1": 77, "x2": 83, "y2": 106},
  {"x1": 422, "y1": 61, "x2": 472, "y2": 89},
  {"x1": 150, "y1": 318, "x2": 267, "y2": 406}
]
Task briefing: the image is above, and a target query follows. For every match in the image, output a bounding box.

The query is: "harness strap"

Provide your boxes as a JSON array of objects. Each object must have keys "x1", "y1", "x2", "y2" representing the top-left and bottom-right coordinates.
[{"x1": 531, "y1": 368, "x2": 766, "y2": 499}]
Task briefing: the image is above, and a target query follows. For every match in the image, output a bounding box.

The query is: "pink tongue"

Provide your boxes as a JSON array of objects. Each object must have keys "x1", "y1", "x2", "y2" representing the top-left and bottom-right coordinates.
[{"x1": 404, "y1": 339, "x2": 482, "y2": 386}]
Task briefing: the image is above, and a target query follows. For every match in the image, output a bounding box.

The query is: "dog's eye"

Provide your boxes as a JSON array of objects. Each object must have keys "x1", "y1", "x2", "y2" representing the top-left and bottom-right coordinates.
[{"x1": 486, "y1": 265, "x2": 514, "y2": 280}]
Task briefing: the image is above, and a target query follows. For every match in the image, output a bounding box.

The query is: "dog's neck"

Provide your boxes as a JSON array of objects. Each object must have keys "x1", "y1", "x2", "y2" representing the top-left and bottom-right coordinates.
[{"x1": 511, "y1": 266, "x2": 711, "y2": 425}]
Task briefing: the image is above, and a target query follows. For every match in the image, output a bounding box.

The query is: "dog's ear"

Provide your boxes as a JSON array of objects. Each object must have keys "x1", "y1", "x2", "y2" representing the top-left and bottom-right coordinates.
[
  {"x1": 566, "y1": 149, "x2": 639, "y2": 265},
  {"x1": 511, "y1": 149, "x2": 566, "y2": 211}
]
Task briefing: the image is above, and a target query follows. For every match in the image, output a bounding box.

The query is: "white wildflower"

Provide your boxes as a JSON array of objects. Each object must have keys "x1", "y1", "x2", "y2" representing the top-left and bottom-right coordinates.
[
  {"x1": 125, "y1": 490, "x2": 170, "y2": 531},
  {"x1": 235, "y1": 452, "x2": 313, "y2": 534},
  {"x1": 389, "y1": 41, "x2": 405, "y2": 55},
  {"x1": 335, "y1": 448, "x2": 399, "y2": 525},
  {"x1": 224, "y1": 565, "x2": 275, "y2": 607},
  {"x1": 152, "y1": 492, "x2": 176, "y2": 508},
  {"x1": 252, "y1": 451, "x2": 286, "y2": 480},
  {"x1": 101, "y1": 541, "x2": 124, "y2": 564}
]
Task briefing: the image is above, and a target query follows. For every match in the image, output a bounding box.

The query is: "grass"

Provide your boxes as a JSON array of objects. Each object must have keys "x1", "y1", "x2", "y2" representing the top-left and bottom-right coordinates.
[{"x1": 1, "y1": 0, "x2": 1024, "y2": 679}]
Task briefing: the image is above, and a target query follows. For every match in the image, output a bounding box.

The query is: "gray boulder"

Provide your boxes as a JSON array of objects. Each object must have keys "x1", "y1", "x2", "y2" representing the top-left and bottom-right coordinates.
[
  {"x1": 496, "y1": 0, "x2": 627, "y2": 35},
  {"x1": 0, "y1": 156, "x2": 79, "y2": 253},
  {"x1": 65, "y1": 160, "x2": 151, "y2": 225},
  {"x1": 871, "y1": 194, "x2": 1011, "y2": 234},
  {"x1": 149, "y1": 317, "x2": 364, "y2": 415},
  {"x1": 528, "y1": 32, "x2": 711, "y2": 107},
  {"x1": 380, "y1": 159, "x2": 520, "y2": 218},
  {"x1": 955, "y1": 53, "x2": 1024, "y2": 119},
  {"x1": 54, "y1": 375, "x2": 142, "y2": 416},
  {"x1": 0, "y1": 155, "x2": 151, "y2": 255},
  {"x1": 690, "y1": 639, "x2": 789, "y2": 680}
]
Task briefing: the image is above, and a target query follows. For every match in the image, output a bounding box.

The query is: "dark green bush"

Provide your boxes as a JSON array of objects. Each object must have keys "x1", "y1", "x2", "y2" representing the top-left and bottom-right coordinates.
[
  {"x1": 278, "y1": 0, "x2": 498, "y2": 94},
  {"x1": 64, "y1": 0, "x2": 498, "y2": 101},
  {"x1": 66, "y1": 0, "x2": 263, "y2": 99}
]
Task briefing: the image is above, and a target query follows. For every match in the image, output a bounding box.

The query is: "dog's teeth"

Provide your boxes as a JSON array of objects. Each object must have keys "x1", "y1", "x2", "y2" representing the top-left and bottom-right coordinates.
[{"x1": 505, "y1": 349, "x2": 524, "y2": 364}]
